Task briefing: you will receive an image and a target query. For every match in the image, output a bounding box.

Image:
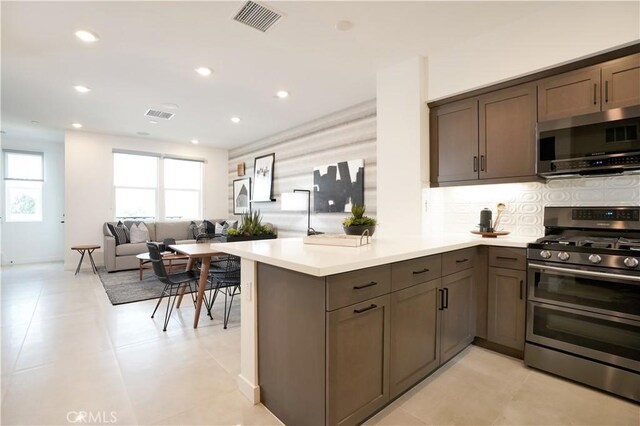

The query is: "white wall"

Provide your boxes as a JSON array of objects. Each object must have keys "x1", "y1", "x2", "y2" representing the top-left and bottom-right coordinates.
[
  {"x1": 1, "y1": 138, "x2": 65, "y2": 264},
  {"x1": 427, "y1": 2, "x2": 640, "y2": 101},
  {"x1": 64, "y1": 131, "x2": 228, "y2": 270},
  {"x1": 376, "y1": 57, "x2": 429, "y2": 237}
]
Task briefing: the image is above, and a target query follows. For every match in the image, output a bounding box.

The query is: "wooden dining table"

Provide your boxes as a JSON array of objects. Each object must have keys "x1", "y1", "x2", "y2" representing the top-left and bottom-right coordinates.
[{"x1": 169, "y1": 243, "x2": 225, "y2": 328}]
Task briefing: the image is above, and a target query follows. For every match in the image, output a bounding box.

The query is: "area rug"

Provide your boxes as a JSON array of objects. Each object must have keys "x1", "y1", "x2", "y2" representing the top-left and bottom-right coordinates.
[{"x1": 97, "y1": 267, "x2": 213, "y2": 305}]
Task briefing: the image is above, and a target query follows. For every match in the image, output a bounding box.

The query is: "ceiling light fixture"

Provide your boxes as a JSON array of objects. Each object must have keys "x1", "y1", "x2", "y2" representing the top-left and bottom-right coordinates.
[
  {"x1": 195, "y1": 67, "x2": 212, "y2": 77},
  {"x1": 74, "y1": 85, "x2": 91, "y2": 93},
  {"x1": 191, "y1": 139, "x2": 199, "y2": 144},
  {"x1": 276, "y1": 90, "x2": 289, "y2": 99},
  {"x1": 149, "y1": 120, "x2": 158, "y2": 124},
  {"x1": 231, "y1": 116, "x2": 241, "y2": 124},
  {"x1": 336, "y1": 20, "x2": 353, "y2": 31},
  {"x1": 75, "y1": 30, "x2": 100, "y2": 43},
  {"x1": 71, "y1": 123, "x2": 83, "y2": 129}
]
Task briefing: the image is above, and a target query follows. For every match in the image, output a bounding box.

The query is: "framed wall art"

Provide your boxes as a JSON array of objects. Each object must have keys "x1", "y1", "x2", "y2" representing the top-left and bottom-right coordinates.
[
  {"x1": 233, "y1": 178, "x2": 251, "y2": 215},
  {"x1": 313, "y1": 159, "x2": 364, "y2": 213},
  {"x1": 253, "y1": 153, "x2": 275, "y2": 202}
]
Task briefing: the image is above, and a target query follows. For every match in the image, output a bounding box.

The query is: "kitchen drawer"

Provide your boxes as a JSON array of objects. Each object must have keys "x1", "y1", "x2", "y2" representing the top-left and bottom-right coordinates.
[
  {"x1": 326, "y1": 265, "x2": 391, "y2": 311},
  {"x1": 442, "y1": 248, "x2": 476, "y2": 276},
  {"x1": 489, "y1": 247, "x2": 526, "y2": 270},
  {"x1": 391, "y1": 255, "x2": 442, "y2": 292}
]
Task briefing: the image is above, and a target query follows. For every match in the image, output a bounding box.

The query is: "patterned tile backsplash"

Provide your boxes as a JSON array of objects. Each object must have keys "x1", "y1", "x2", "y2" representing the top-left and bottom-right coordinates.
[{"x1": 423, "y1": 175, "x2": 640, "y2": 238}]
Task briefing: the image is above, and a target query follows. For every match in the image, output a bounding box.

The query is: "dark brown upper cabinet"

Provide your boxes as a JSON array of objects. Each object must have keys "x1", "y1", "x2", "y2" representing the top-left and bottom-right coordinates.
[
  {"x1": 537, "y1": 67, "x2": 601, "y2": 121},
  {"x1": 538, "y1": 53, "x2": 640, "y2": 121},
  {"x1": 430, "y1": 84, "x2": 536, "y2": 185},
  {"x1": 602, "y1": 53, "x2": 640, "y2": 110},
  {"x1": 430, "y1": 99, "x2": 479, "y2": 184},
  {"x1": 479, "y1": 84, "x2": 537, "y2": 179}
]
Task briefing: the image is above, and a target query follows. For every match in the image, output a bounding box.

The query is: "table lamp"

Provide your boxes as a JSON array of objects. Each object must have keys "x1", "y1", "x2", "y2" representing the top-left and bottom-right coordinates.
[{"x1": 281, "y1": 189, "x2": 323, "y2": 236}]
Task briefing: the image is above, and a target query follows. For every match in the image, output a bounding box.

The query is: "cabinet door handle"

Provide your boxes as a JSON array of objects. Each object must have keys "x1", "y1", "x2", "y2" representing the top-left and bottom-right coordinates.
[
  {"x1": 519, "y1": 280, "x2": 524, "y2": 300},
  {"x1": 480, "y1": 155, "x2": 485, "y2": 171},
  {"x1": 455, "y1": 258, "x2": 469, "y2": 264},
  {"x1": 605, "y1": 80, "x2": 609, "y2": 103},
  {"x1": 413, "y1": 268, "x2": 430, "y2": 275},
  {"x1": 353, "y1": 281, "x2": 377, "y2": 290},
  {"x1": 473, "y1": 156, "x2": 478, "y2": 172},
  {"x1": 438, "y1": 289, "x2": 445, "y2": 310},
  {"x1": 443, "y1": 287, "x2": 449, "y2": 309},
  {"x1": 496, "y1": 256, "x2": 518, "y2": 261},
  {"x1": 593, "y1": 83, "x2": 597, "y2": 105},
  {"x1": 354, "y1": 304, "x2": 377, "y2": 314}
]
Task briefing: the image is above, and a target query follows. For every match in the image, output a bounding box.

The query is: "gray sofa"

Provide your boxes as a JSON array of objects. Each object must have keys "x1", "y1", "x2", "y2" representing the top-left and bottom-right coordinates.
[{"x1": 103, "y1": 219, "x2": 224, "y2": 272}]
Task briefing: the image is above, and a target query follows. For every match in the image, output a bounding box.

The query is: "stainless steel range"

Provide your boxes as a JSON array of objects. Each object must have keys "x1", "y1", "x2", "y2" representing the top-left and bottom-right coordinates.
[{"x1": 525, "y1": 206, "x2": 640, "y2": 402}]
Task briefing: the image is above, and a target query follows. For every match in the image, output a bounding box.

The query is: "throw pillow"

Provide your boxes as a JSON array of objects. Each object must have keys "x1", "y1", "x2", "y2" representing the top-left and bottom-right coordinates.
[
  {"x1": 188, "y1": 221, "x2": 198, "y2": 239},
  {"x1": 204, "y1": 220, "x2": 216, "y2": 234},
  {"x1": 107, "y1": 221, "x2": 130, "y2": 245},
  {"x1": 129, "y1": 222, "x2": 150, "y2": 244},
  {"x1": 197, "y1": 221, "x2": 207, "y2": 236},
  {"x1": 226, "y1": 220, "x2": 238, "y2": 230},
  {"x1": 215, "y1": 221, "x2": 229, "y2": 235}
]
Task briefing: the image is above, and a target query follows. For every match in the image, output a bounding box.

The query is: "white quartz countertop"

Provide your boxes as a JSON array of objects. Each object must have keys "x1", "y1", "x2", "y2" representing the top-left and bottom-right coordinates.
[{"x1": 209, "y1": 234, "x2": 533, "y2": 277}]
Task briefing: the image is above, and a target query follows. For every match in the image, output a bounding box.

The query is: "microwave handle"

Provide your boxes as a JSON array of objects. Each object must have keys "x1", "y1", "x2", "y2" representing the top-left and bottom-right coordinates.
[{"x1": 528, "y1": 263, "x2": 640, "y2": 283}]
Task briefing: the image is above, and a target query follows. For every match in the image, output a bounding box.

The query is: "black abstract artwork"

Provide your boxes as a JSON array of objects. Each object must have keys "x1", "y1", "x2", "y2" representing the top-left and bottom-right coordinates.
[{"x1": 313, "y1": 159, "x2": 364, "y2": 213}]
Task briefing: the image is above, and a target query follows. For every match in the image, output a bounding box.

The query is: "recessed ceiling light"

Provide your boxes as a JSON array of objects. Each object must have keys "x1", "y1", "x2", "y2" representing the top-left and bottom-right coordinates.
[
  {"x1": 137, "y1": 131, "x2": 150, "y2": 136},
  {"x1": 75, "y1": 30, "x2": 99, "y2": 43},
  {"x1": 162, "y1": 103, "x2": 179, "y2": 110},
  {"x1": 276, "y1": 90, "x2": 289, "y2": 99},
  {"x1": 71, "y1": 123, "x2": 83, "y2": 129},
  {"x1": 191, "y1": 139, "x2": 199, "y2": 144},
  {"x1": 74, "y1": 85, "x2": 91, "y2": 93},
  {"x1": 195, "y1": 67, "x2": 212, "y2": 77},
  {"x1": 231, "y1": 116, "x2": 241, "y2": 124},
  {"x1": 336, "y1": 20, "x2": 353, "y2": 31},
  {"x1": 149, "y1": 120, "x2": 158, "y2": 124}
]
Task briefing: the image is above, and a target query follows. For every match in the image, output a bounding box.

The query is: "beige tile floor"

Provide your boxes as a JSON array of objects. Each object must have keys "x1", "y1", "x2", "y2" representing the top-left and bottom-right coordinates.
[{"x1": 1, "y1": 263, "x2": 638, "y2": 425}]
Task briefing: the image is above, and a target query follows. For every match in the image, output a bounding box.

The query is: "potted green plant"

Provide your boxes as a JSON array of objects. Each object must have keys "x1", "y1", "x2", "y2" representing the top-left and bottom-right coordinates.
[
  {"x1": 221, "y1": 210, "x2": 277, "y2": 242},
  {"x1": 343, "y1": 205, "x2": 377, "y2": 236}
]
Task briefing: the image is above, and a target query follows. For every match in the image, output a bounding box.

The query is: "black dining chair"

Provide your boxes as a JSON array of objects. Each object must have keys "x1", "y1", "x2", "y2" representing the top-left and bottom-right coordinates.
[
  {"x1": 205, "y1": 255, "x2": 241, "y2": 329},
  {"x1": 147, "y1": 242, "x2": 199, "y2": 331}
]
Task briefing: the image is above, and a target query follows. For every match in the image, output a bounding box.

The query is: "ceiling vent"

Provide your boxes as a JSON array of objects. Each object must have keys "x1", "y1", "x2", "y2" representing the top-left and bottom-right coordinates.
[
  {"x1": 144, "y1": 109, "x2": 174, "y2": 120},
  {"x1": 233, "y1": 1, "x2": 283, "y2": 33}
]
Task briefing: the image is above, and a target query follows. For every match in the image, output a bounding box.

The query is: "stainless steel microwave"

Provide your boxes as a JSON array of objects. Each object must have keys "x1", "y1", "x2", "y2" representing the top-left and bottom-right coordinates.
[{"x1": 537, "y1": 105, "x2": 640, "y2": 178}]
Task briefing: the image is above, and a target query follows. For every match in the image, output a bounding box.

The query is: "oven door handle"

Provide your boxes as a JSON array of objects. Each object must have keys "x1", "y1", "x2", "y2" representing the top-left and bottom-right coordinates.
[{"x1": 528, "y1": 263, "x2": 640, "y2": 283}]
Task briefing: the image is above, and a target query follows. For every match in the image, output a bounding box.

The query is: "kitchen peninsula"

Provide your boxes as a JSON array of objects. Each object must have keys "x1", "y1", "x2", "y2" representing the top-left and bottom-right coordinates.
[{"x1": 210, "y1": 234, "x2": 532, "y2": 426}]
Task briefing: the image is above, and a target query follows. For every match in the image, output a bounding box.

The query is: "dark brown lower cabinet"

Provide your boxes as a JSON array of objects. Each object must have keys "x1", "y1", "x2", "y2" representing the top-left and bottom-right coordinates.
[
  {"x1": 440, "y1": 268, "x2": 475, "y2": 364},
  {"x1": 326, "y1": 294, "x2": 390, "y2": 426},
  {"x1": 487, "y1": 267, "x2": 526, "y2": 351},
  {"x1": 389, "y1": 279, "x2": 440, "y2": 398}
]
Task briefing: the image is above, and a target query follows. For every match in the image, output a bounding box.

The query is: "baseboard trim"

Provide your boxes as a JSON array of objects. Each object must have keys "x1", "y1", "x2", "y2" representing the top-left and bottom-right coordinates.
[
  {"x1": 237, "y1": 373, "x2": 261, "y2": 404},
  {"x1": 473, "y1": 337, "x2": 524, "y2": 359}
]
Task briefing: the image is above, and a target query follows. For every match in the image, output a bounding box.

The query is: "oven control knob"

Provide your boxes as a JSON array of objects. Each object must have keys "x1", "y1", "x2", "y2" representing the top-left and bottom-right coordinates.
[
  {"x1": 540, "y1": 250, "x2": 551, "y2": 259},
  {"x1": 624, "y1": 257, "x2": 639, "y2": 268},
  {"x1": 558, "y1": 251, "x2": 570, "y2": 261},
  {"x1": 588, "y1": 254, "x2": 602, "y2": 264}
]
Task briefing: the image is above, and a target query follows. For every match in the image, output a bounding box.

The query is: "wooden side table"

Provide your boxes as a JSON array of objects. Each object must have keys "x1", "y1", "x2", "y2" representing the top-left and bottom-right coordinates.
[{"x1": 71, "y1": 245, "x2": 100, "y2": 275}]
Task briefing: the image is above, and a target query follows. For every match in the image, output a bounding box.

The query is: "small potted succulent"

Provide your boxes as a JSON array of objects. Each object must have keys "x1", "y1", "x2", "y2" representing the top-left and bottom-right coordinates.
[{"x1": 343, "y1": 205, "x2": 377, "y2": 236}]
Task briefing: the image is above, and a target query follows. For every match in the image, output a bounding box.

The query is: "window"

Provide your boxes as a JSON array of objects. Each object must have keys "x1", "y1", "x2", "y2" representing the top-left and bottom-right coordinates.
[
  {"x1": 3, "y1": 150, "x2": 44, "y2": 222},
  {"x1": 164, "y1": 158, "x2": 202, "y2": 220},
  {"x1": 113, "y1": 153, "x2": 158, "y2": 219},
  {"x1": 112, "y1": 151, "x2": 204, "y2": 220}
]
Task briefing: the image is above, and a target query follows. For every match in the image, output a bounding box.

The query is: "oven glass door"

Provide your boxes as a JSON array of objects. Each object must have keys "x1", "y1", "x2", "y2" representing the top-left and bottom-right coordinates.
[
  {"x1": 527, "y1": 301, "x2": 640, "y2": 371},
  {"x1": 528, "y1": 263, "x2": 640, "y2": 320}
]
